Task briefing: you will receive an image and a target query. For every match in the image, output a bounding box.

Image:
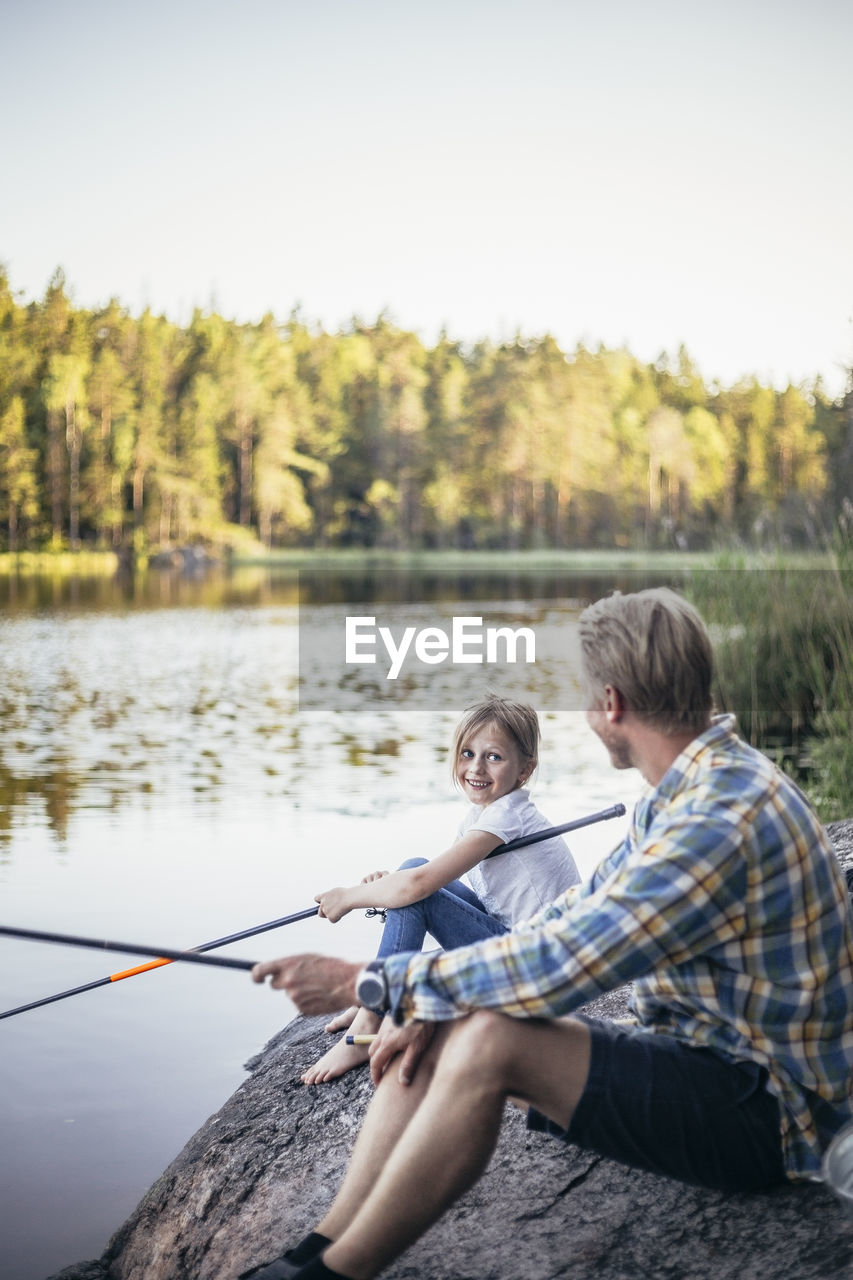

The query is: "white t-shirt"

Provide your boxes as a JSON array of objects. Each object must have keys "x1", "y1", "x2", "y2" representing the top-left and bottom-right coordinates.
[{"x1": 459, "y1": 789, "x2": 580, "y2": 928}]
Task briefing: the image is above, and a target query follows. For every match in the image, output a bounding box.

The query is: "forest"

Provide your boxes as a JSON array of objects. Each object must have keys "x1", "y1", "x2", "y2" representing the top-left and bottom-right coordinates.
[{"x1": 0, "y1": 266, "x2": 851, "y2": 556}]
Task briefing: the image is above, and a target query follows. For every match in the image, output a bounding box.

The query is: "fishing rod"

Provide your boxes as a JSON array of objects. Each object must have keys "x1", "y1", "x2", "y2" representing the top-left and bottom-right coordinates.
[
  {"x1": 362, "y1": 802, "x2": 626, "y2": 919},
  {"x1": 0, "y1": 907, "x2": 319, "y2": 1021},
  {"x1": 485, "y1": 802, "x2": 625, "y2": 858},
  {"x1": 0, "y1": 803, "x2": 626, "y2": 1020},
  {"x1": 0, "y1": 923, "x2": 260, "y2": 969}
]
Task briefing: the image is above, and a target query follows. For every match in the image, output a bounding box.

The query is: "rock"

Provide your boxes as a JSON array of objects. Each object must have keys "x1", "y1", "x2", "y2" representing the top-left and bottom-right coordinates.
[
  {"x1": 827, "y1": 821, "x2": 853, "y2": 879},
  {"x1": 147, "y1": 545, "x2": 220, "y2": 573},
  {"x1": 50, "y1": 825, "x2": 853, "y2": 1280}
]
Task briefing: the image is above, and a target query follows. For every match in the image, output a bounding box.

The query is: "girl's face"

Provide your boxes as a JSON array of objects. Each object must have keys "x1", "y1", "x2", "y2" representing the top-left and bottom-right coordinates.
[{"x1": 455, "y1": 721, "x2": 531, "y2": 808}]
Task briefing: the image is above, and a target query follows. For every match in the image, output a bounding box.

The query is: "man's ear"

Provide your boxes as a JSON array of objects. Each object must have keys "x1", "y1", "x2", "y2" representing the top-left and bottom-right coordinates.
[{"x1": 603, "y1": 684, "x2": 626, "y2": 722}]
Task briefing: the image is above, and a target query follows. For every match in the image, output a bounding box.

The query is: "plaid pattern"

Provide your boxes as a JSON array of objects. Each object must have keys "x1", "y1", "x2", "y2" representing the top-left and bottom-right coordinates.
[{"x1": 385, "y1": 716, "x2": 853, "y2": 1179}]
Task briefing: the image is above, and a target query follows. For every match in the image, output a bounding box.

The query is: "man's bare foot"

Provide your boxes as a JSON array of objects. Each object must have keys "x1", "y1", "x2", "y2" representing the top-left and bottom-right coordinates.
[
  {"x1": 324, "y1": 1005, "x2": 358, "y2": 1034},
  {"x1": 302, "y1": 1035, "x2": 370, "y2": 1085}
]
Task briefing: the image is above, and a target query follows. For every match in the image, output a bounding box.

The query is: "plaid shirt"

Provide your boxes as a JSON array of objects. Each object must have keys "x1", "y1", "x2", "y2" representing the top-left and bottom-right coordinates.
[{"x1": 385, "y1": 715, "x2": 853, "y2": 1179}]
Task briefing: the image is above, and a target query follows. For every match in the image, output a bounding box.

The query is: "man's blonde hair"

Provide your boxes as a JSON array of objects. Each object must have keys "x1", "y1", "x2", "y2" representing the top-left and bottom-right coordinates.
[
  {"x1": 578, "y1": 588, "x2": 713, "y2": 733},
  {"x1": 450, "y1": 693, "x2": 540, "y2": 786}
]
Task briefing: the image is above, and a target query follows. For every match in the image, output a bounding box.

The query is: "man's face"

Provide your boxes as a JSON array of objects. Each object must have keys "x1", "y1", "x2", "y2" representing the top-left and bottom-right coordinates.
[{"x1": 585, "y1": 690, "x2": 635, "y2": 772}]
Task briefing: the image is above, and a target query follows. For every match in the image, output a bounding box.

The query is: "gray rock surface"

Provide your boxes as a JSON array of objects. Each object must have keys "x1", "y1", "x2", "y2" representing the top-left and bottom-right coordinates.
[{"x1": 51, "y1": 824, "x2": 853, "y2": 1280}]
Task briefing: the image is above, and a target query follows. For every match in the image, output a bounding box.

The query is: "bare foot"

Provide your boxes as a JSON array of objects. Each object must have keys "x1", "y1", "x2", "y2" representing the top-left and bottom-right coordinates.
[
  {"x1": 324, "y1": 1005, "x2": 358, "y2": 1034},
  {"x1": 302, "y1": 1035, "x2": 370, "y2": 1084},
  {"x1": 304, "y1": 1007, "x2": 381, "y2": 1085}
]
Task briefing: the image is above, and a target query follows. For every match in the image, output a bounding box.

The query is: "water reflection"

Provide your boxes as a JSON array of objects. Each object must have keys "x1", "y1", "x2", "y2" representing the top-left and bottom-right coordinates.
[
  {"x1": 0, "y1": 607, "x2": 297, "y2": 849},
  {"x1": 0, "y1": 565, "x2": 682, "y2": 854},
  {"x1": 0, "y1": 565, "x2": 668, "y2": 1280},
  {"x1": 0, "y1": 565, "x2": 299, "y2": 614},
  {"x1": 0, "y1": 756, "x2": 82, "y2": 848},
  {"x1": 0, "y1": 562, "x2": 683, "y2": 613}
]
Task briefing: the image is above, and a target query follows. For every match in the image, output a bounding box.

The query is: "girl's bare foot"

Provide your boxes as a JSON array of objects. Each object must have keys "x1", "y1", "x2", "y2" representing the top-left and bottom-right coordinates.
[
  {"x1": 301, "y1": 1035, "x2": 371, "y2": 1084},
  {"x1": 303, "y1": 1007, "x2": 381, "y2": 1085},
  {"x1": 324, "y1": 1005, "x2": 358, "y2": 1034}
]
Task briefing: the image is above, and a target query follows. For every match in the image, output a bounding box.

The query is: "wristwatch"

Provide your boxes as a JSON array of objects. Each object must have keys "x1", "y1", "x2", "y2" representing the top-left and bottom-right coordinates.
[{"x1": 355, "y1": 959, "x2": 389, "y2": 1015}]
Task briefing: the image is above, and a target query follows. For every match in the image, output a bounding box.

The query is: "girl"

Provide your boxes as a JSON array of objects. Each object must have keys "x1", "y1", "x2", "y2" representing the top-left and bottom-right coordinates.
[{"x1": 302, "y1": 693, "x2": 580, "y2": 1084}]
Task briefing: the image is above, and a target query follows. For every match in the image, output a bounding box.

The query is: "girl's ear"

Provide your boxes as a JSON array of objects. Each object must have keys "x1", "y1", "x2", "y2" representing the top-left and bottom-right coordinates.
[{"x1": 518, "y1": 760, "x2": 535, "y2": 786}]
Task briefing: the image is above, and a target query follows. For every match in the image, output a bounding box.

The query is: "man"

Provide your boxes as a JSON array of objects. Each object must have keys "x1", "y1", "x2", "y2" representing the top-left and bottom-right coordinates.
[{"x1": 245, "y1": 588, "x2": 853, "y2": 1280}]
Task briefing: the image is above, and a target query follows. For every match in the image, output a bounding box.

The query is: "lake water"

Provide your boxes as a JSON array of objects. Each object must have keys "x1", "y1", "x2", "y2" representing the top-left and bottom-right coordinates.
[{"x1": 0, "y1": 565, "x2": 666, "y2": 1279}]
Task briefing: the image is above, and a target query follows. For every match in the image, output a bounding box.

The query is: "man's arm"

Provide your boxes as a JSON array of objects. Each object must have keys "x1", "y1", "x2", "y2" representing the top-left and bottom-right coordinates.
[{"x1": 385, "y1": 805, "x2": 749, "y2": 1026}]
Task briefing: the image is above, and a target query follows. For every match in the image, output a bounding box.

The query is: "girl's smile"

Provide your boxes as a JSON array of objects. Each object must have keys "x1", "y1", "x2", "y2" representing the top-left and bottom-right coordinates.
[{"x1": 456, "y1": 722, "x2": 531, "y2": 807}]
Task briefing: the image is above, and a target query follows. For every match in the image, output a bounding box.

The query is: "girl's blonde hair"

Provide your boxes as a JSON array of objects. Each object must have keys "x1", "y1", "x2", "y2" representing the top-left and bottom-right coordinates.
[{"x1": 450, "y1": 693, "x2": 540, "y2": 788}]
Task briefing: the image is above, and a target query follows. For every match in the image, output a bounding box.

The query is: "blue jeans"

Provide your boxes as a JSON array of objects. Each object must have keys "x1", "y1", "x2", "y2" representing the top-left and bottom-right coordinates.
[{"x1": 375, "y1": 858, "x2": 508, "y2": 959}]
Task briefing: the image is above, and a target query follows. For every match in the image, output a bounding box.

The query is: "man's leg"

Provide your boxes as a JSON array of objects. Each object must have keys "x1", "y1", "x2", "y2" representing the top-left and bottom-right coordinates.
[
  {"x1": 314, "y1": 1021, "x2": 448, "y2": 1243},
  {"x1": 321, "y1": 1011, "x2": 591, "y2": 1280}
]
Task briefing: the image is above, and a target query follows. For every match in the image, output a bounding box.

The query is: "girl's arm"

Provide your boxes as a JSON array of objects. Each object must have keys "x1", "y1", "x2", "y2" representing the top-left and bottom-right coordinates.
[{"x1": 315, "y1": 829, "x2": 502, "y2": 923}]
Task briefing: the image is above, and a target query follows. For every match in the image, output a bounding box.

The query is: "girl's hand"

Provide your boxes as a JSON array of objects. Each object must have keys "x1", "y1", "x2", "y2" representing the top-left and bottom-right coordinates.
[
  {"x1": 360, "y1": 869, "x2": 390, "y2": 884},
  {"x1": 314, "y1": 886, "x2": 353, "y2": 923}
]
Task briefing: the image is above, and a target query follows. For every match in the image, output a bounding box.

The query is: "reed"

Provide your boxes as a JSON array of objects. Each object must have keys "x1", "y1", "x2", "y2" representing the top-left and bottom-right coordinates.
[{"x1": 686, "y1": 555, "x2": 853, "y2": 821}]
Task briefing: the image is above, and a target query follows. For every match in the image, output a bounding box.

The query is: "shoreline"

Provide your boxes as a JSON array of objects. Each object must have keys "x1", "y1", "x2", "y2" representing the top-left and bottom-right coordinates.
[{"x1": 1, "y1": 546, "x2": 849, "y2": 577}]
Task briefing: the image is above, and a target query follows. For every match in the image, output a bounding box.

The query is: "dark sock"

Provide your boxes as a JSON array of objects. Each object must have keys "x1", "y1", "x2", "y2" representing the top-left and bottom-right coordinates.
[
  {"x1": 296, "y1": 1259, "x2": 348, "y2": 1279},
  {"x1": 285, "y1": 1232, "x2": 332, "y2": 1266}
]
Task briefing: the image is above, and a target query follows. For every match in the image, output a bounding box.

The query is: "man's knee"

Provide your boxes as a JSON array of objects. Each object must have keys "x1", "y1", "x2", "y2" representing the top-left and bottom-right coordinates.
[
  {"x1": 436, "y1": 1010, "x2": 521, "y2": 1086},
  {"x1": 397, "y1": 857, "x2": 428, "y2": 871},
  {"x1": 436, "y1": 1012, "x2": 591, "y2": 1097}
]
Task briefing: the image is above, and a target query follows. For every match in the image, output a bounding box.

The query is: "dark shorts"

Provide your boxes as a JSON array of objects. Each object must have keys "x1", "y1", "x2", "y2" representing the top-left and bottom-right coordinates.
[{"x1": 527, "y1": 1017, "x2": 788, "y2": 1192}]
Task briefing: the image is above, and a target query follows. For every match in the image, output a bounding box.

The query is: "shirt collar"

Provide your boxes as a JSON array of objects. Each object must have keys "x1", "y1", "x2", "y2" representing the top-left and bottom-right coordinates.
[{"x1": 643, "y1": 713, "x2": 737, "y2": 813}]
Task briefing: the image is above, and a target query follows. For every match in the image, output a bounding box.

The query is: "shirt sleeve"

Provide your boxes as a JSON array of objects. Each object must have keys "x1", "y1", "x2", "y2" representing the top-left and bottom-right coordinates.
[
  {"x1": 465, "y1": 792, "x2": 526, "y2": 844},
  {"x1": 385, "y1": 793, "x2": 750, "y2": 1024}
]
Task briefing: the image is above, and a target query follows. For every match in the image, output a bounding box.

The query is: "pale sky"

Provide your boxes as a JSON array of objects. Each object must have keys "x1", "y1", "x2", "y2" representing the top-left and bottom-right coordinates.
[{"x1": 2, "y1": 0, "x2": 852, "y2": 394}]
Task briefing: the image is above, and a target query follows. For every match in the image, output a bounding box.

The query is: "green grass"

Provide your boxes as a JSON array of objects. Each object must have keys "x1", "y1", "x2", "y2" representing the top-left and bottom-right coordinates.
[{"x1": 685, "y1": 558, "x2": 853, "y2": 821}]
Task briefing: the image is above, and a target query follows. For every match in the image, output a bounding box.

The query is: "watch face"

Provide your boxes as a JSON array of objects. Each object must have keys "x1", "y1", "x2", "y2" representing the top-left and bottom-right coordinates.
[{"x1": 358, "y1": 973, "x2": 385, "y2": 1008}]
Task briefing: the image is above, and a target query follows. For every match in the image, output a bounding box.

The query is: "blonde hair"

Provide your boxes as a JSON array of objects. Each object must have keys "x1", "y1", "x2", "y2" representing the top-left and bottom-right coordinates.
[
  {"x1": 450, "y1": 693, "x2": 540, "y2": 788},
  {"x1": 578, "y1": 588, "x2": 713, "y2": 733}
]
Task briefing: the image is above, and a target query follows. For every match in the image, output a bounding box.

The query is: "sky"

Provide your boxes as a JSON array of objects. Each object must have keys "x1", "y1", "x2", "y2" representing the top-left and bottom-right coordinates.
[{"x1": 2, "y1": 0, "x2": 852, "y2": 395}]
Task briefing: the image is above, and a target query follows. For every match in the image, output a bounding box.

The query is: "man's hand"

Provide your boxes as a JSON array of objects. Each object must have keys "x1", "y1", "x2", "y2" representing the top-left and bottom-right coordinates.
[
  {"x1": 252, "y1": 954, "x2": 362, "y2": 1014},
  {"x1": 361, "y1": 869, "x2": 389, "y2": 884},
  {"x1": 368, "y1": 1017, "x2": 435, "y2": 1087}
]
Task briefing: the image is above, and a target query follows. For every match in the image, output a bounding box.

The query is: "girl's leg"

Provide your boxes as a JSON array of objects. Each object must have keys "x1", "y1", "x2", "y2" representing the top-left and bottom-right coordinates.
[
  {"x1": 377, "y1": 878, "x2": 507, "y2": 959},
  {"x1": 304, "y1": 861, "x2": 505, "y2": 1085},
  {"x1": 303, "y1": 860, "x2": 431, "y2": 1084},
  {"x1": 320, "y1": 859, "x2": 432, "y2": 1034},
  {"x1": 323, "y1": 864, "x2": 490, "y2": 1030}
]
